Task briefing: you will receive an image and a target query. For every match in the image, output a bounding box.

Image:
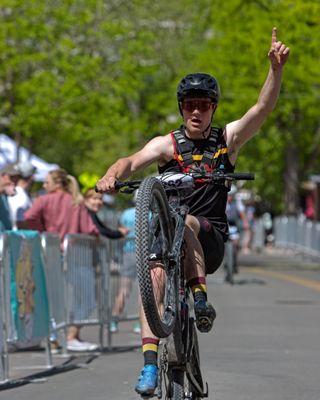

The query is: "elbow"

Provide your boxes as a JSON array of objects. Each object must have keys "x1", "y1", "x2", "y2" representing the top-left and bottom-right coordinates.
[{"x1": 256, "y1": 101, "x2": 275, "y2": 116}]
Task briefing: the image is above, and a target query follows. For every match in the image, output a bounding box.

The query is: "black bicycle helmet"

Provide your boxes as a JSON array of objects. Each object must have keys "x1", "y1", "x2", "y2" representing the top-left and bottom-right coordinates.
[{"x1": 177, "y1": 73, "x2": 220, "y2": 103}]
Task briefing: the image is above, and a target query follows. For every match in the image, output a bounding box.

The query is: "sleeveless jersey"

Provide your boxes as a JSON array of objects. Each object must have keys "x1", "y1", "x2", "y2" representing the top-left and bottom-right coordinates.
[{"x1": 158, "y1": 126, "x2": 235, "y2": 241}]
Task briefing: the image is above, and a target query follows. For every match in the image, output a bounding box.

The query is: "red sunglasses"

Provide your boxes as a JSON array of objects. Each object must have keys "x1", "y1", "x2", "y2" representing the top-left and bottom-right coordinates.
[{"x1": 181, "y1": 99, "x2": 213, "y2": 112}]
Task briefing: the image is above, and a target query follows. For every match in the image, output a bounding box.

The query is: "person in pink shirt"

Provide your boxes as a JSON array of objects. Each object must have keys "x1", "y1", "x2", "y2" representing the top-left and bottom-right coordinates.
[
  {"x1": 24, "y1": 170, "x2": 98, "y2": 241},
  {"x1": 24, "y1": 169, "x2": 99, "y2": 352}
]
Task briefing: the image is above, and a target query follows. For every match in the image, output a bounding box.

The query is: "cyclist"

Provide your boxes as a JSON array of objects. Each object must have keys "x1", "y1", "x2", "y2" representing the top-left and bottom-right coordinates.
[
  {"x1": 96, "y1": 28, "x2": 289, "y2": 396},
  {"x1": 225, "y1": 185, "x2": 249, "y2": 276}
]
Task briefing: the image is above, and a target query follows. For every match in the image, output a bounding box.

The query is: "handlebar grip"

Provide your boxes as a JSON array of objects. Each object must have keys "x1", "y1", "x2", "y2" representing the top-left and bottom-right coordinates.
[
  {"x1": 95, "y1": 180, "x2": 124, "y2": 193},
  {"x1": 115, "y1": 181, "x2": 125, "y2": 190},
  {"x1": 226, "y1": 173, "x2": 255, "y2": 180}
]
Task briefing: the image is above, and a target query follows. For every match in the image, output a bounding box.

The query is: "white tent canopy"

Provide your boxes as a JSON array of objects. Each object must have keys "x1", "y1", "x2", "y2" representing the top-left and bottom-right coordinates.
[{"x1": 0, "y1": 134, "x2": 59, "y2": 182}]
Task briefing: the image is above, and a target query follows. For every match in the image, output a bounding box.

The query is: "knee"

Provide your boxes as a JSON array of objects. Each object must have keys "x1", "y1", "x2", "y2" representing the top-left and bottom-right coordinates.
[{"x1": 185, "y1": 215, "x2": 200, "y2": 234}]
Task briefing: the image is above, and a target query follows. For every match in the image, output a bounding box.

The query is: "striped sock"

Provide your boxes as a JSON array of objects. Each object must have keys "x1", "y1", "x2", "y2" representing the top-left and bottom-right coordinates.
[
  {"x1": 142, "y1": 338, "x2": 159, "y2": 366},
  {"x1": 187, "y1": 277, "x2": 207, "y2": 303}
]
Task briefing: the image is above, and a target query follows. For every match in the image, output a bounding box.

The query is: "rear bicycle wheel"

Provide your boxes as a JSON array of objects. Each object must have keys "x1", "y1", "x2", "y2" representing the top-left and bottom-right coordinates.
[
  {"x1": 171, "y1": 369, "x2": 185, "y2": 399},
  {"x1": 185, "y1": 319, "x2": 205, "y2": 399},
  {"x1": 136, "y1": 177, "x2": 177, "y2": 338},
  {"x1": 163, "y1": 322, "x2": 204, "y2": 399}
]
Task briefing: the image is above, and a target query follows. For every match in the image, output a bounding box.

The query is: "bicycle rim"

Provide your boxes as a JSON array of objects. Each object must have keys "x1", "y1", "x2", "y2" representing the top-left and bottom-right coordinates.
[
  {"x1": 166, "y1": 368, "x2": 200, "y2": 400},
  {"x1": 136, "y1": 177, "x2": 177, "y2": 338},
  {"x1": 186, "y1": 321, "x2": 204, "y2": 397},
  {"x1": 167, "y1": 368, "x2": 185, "y2": 400}
]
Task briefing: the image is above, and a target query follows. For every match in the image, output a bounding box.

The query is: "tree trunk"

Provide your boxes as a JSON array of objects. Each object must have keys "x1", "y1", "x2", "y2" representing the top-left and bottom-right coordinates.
[
  {"x1": 14, "y1": 131, "x2": 22, "y2": 162},
  {"x1": 283, "y1": 144, "x2": 299, "y2": 214}
]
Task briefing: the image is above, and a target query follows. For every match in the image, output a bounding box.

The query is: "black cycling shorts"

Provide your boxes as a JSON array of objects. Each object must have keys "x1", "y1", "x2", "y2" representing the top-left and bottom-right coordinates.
[{"x1": 196, "y1": 217, "x2": 225, "y2": 275}]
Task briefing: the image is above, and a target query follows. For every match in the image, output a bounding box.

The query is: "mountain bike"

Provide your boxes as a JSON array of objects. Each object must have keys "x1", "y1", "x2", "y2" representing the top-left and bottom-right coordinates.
[{"x1": 113, "y1": 170, "x2": 254, "y2": 399}]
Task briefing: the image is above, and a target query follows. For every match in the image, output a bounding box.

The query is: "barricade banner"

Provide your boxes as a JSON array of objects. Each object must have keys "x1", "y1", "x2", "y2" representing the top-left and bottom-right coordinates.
[
  {"x1": 7, "y1": 230, "x2": 50, "y2": 346},
  {"x1": 0, "y1": 288, "x2": 3, "y2": 354}
]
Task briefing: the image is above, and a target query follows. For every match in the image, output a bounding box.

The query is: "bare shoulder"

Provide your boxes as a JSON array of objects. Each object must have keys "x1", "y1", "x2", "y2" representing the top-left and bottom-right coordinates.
[
  {"x1": 143, "y1": 133, "x2": 173, "y2": 164},
  {"x1": 158, "y1": 133, "x2": 174, "y2": 165}
]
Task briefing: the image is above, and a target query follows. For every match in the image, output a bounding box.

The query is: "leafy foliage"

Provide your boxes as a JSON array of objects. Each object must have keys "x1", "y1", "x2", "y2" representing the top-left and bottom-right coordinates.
[{"x1": 0, "y1": 0, "x2": 319, "y2": 212}]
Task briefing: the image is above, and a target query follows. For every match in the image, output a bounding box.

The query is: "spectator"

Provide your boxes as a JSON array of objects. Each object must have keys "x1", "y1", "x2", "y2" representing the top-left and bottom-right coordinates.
[
  {"x1": 8, "y1": 160, "x2": 36, "y2": 230},
  {"x1": 110, "y1": 193, "x2": 140, "y2": 334},
  {"x1": 303, "y1": 185, "x2": 316, "y2": 220},
  {"x1": 242, "y1": 197, "x2": 256, "y2": 254},
  {"x1": 23, "y1": 169, "x2": 100, "y2": 352},
  {"x1": 83, "y1": 189, "x2": 128, "y2": 238},
  {"x1": 0, "y1": 163, "x2": 20, "y2": 231},
  {"x1": 262, "y1": 211, "x2": 274, "y2": 247}
]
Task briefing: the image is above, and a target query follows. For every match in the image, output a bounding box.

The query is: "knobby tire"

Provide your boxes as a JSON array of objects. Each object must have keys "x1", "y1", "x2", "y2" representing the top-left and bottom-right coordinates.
[{"x1": 135, "y1": 177, "x2": 177, "y2": 338}]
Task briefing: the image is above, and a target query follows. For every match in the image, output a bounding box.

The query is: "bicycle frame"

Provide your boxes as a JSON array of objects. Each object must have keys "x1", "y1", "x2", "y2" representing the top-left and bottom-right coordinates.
[
  {"x1": 100, "y1": 170, "x2": 254, "y2": 399},
  {"x1": 156, "y1": 196, "x2": 208, "y2": 399}
]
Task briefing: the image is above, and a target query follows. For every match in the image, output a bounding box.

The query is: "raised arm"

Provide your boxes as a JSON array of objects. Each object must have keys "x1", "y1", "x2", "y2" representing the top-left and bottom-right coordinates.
[
  {"x1": 226, "y1": 27, "x2": 290, "y2": 164},
  {"x1": 96, "y1": 134, "x2": 172, "y2": 193}
]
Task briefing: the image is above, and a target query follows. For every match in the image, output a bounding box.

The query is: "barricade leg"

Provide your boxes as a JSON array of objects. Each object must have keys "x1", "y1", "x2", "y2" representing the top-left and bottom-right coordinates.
[{"x1": 45, "y1": 338, "x2": 53, "y2": 368}]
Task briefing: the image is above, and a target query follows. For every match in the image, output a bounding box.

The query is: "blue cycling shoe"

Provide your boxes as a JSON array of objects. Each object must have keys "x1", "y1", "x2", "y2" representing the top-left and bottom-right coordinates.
[
  {"x1": 194, "y1": 299, "x2": 216, "y2": 333},
  {"x1": 135, "y1": 364, "x2": 158, "y2": 396}
]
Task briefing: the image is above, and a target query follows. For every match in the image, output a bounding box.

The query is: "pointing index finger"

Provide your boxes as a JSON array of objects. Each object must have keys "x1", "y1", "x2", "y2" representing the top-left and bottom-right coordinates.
[{"x1": 271, "y1": 27, "x2": 277, "y2": 45}]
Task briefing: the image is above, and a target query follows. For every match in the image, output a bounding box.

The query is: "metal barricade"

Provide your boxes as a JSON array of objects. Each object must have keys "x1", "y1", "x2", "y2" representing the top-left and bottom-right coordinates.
[
  {"x1": 0, "y1": 231, "x2": 52, "y2": 383},
  {"x1": 252, "y1": 218, "x2": 265, "y2": 251},
  {"x1": 108, "y1": 237, "x2": 139, "y2": 325},
  {"x1": 0, "y1": 235, "x2": 9, "y2": 382},
  {"x1": 41, "y1": 233, "x2": 65, "y2": 334},
  {"x1": 1, "y1": 231, "x2": 140, "y2": 370},
  {"x1": 0, "y1": 235, "x2": 14, "y2": 345},
  {"x1": 274, "y1": 215, "x2": 320, "y2": 259},
  {"x1": 287, "y1": 216, "x2": 297, "y2": 247},
  {"x1": 107, "y1": 238, "x2": 123, "y2": 321},
  {"x1": 41, "y1": 233, "x2": 139, "y2": 351},
  {"x1": 63, "y1": 234, "x2": 110, "y2": 349},
  {"x1": 296, "y1": 216, "x2": 305, "y2": 249},
  {"x1": 312, "y1": 222, "x2": 320, "y2": 253}
]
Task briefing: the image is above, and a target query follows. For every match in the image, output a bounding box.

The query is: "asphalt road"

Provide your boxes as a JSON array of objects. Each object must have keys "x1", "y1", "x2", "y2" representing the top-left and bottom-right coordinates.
[{"x1": 3, "y1": 253, "x2": 320, "y2": 400}]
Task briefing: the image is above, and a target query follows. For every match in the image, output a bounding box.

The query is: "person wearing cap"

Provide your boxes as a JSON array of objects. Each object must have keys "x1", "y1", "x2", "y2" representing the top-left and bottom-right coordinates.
[
  {"x1": 0, "y1": 163, "x2": 20, "y2": 231},
  {"x1": 8, "y1": 160, "x2": 36, "y2": 230}
]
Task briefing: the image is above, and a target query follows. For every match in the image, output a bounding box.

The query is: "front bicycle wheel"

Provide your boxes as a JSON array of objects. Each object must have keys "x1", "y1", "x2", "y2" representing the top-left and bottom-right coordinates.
[{"x1": 136, "y1": 177, "x2": 177, "y2": 338}]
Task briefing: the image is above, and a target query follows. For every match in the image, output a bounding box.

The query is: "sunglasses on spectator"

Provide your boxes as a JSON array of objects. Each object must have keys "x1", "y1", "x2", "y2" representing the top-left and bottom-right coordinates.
[{"x1": 181, "y1": 100, "x2": 213, "y2": 112}]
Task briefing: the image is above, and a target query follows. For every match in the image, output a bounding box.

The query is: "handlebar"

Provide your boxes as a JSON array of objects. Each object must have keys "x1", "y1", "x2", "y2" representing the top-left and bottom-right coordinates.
[
  {"x1": 115, "y1": 180, "x2": 141, "y2": 191},
  {"x1": 217, "y1": 172, "x2": 254, "y2": 181},
  {"x1": 95, "y1": 171, "x2": 254, "y2": 194}
]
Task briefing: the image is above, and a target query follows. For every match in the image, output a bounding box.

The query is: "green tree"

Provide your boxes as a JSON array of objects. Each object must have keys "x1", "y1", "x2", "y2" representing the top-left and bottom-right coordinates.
[
  {"x1": 0, "y1": 0, "x2": 319, "y2": 214},
  {"x1": 196, "y1": 0, "x2": 320, "y2": 213}
]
